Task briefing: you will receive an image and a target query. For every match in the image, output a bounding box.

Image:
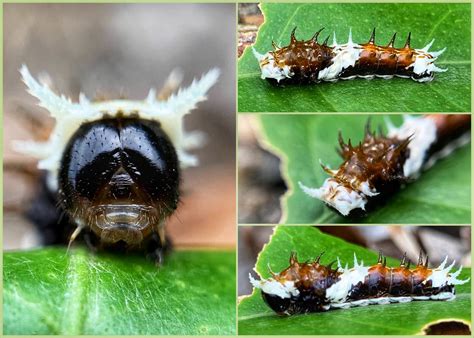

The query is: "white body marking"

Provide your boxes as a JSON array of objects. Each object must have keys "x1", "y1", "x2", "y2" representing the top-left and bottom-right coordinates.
[
  {"x1": 426, "y1": 256, "x2": 470, "y2": 288},
  {"x1": 250, "y1": 255, "x2": 468, "y2": 311},
  {"x1": 387, "y1": 115, "x2": 438, "y2": 178},
  {"x1": 249, "y1": 274, "x2": 299, "y2": 299},
  {"x1": 254, "y1": 31, "x2": 446, "y2": 83},
  {"x1": 386, "y1": 115, "x2": 471, "y2": 178},
  {"x1": 14, "y1": 65, "x2": 220, "y2": 190},
  {"x1": 317, "y1": 41, "x2": 361, "y2": 82}
]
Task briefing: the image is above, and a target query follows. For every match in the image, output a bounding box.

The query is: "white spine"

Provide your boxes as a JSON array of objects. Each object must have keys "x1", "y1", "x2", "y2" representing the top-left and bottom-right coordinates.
[{"x1": 298, "y1": 179, "x2": 373, "y2": 216}]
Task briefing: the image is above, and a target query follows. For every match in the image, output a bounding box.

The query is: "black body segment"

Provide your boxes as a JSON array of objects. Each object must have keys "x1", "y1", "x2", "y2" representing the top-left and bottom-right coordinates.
[{"x1": 26, "y1": 116, "x2": 182, "y2": 261}]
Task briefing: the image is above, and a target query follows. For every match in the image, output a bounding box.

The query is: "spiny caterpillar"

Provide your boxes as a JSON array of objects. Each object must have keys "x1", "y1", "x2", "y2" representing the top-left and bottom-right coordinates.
[
  {"x1": 14, "y1": 65, "x2": 219, "y2": 263},
  {"x1": 253, "y1": 27, "x2": 447, "y2": 85},
  {"x1": 299, "y1": 114, "x2": 471, "y2": 216},
  {"x1": 250, "y1": 251, "x2": 469, "y2": 316}
]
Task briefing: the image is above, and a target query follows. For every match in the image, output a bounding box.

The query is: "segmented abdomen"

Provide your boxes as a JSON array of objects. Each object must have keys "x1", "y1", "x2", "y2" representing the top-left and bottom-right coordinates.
[{"x1": 253, "y1": 28, "x2": 447, "y2": 85}]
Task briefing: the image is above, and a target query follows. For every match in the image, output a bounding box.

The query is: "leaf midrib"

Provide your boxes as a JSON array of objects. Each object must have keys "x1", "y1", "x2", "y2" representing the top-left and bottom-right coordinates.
[{"x1": 60, "y1": 250, "x2": 89, "y2": 334}]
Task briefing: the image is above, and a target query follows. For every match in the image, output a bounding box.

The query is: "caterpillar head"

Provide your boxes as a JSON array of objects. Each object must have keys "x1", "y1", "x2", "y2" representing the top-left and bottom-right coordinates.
[{"x1": 14, "y1": 65, "x2": 220, "y2": 247}]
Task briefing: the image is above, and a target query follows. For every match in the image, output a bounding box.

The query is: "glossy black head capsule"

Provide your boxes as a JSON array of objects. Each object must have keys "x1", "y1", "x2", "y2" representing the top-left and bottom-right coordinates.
[{"x1": 58, "y1": 116, "x2": 180, "y2": 248}]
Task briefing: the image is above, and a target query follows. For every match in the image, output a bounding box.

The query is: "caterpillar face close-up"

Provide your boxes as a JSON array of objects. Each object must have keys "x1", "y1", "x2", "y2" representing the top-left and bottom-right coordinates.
[{"x1": 14, "y1": 65, "x2": 220, "y2": 263}]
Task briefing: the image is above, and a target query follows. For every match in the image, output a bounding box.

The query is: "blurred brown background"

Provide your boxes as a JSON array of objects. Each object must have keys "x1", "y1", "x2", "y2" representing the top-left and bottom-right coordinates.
[
  {"x1": 239, "y1": 226, "x2": 471, "y2": 295},
  {"x1": 3, "y1": 3, "x2": 236, "y2": 249},
  {"x1": 238, "y1": 115, "x2": 285, "y2": 224}
]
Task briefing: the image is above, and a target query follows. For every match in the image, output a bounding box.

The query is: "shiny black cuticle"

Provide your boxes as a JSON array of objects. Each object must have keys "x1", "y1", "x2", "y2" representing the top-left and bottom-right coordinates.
[{"x1": 59, "y1": 117, "x2": 180, "y2": 211}]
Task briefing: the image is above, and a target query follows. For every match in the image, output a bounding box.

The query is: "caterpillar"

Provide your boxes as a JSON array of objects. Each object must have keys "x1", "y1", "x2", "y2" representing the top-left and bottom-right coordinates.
[
  {"x1": 252, "y1": 27, "x2": 447, "y2": 85},
  {"x1": 250, "y1": 251, "x2": 469, "y2": 316},
  {"x1": 298, "y1": 114, "x2": 471, "y2": 217},
  {"x1": 13, "y1": 65, "x2": 219, "y2": 263}
]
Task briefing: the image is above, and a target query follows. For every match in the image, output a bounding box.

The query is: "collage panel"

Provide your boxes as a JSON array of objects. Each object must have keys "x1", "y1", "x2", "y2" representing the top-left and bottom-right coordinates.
[
  {"x1": 238, "y1": 3, "x2": 472, "y2": 335},
  {"x1": 3, "y1": 3, "x2": 236, "y2": 335},
  {"x1": 238, "y1": 225, "x2": 471, "y2": 335},
  {"x1": 238, "y1": 114, "x2": 471, "y2": 224},
  {"x1": 238, "y1": 2, "x2": 471, "y2": 113}
]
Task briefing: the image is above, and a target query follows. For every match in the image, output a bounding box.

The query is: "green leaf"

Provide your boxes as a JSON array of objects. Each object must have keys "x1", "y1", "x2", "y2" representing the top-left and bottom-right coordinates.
[
  {"x1": 238, "y1": 226, "x2": 471, "y2": 335},
  {"x1": 259, "y1": 114, "x2": 470, "y2": 224},
  {"x1": 238, "y1": 3, "x2": 471, "y2": 112},
  {"x1": 3, "y1": 247, "x2": 236, "y2": 335}
]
